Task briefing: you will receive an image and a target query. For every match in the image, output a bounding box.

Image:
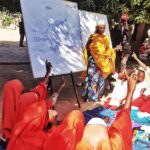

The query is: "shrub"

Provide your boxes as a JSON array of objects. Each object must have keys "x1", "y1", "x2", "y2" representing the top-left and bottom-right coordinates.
[
  {"x1": 2, "y1": 14, "x2": 13, "y2": 27},
  {"x1": 0, "y1": 10, "x2": 20, "y2": 28}
]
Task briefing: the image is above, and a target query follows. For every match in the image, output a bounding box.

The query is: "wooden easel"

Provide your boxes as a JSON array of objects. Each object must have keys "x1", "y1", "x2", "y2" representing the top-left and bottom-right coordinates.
[{"x1": 47, "y1": 71, "x2": 81, "y2": 108}]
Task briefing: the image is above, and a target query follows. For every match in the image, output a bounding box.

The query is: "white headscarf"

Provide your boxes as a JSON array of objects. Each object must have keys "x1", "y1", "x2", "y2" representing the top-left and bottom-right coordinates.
[
  {"x1": 97, "y1": 19, "x2": 106, "y2": 26},
  {"x1": 87, "y1": 117, "x2": 107, "y2": 127}
]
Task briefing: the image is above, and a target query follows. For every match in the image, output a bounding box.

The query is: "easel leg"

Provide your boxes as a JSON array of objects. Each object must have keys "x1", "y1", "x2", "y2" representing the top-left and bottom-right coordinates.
[
  {"x1": 71, "y1": 71, "x2": 81, "y2": 108},
  {"x1": 47, "y1": 76, "x2": 53, "y2": 94}
]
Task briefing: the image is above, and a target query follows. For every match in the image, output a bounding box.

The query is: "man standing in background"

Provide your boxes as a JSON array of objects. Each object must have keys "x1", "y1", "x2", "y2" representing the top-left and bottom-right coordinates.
[{"x1": 19, "y1": 16, "x2": 25, "y2": 47}]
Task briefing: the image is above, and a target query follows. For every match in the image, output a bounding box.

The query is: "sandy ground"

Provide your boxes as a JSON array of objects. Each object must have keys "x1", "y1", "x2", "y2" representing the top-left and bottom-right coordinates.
[{"x1": 0, "y1": 28, "x2": 101, "y2": 134}]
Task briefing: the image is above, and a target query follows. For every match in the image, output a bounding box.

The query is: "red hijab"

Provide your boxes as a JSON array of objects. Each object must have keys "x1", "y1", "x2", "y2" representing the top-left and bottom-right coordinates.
[
  {"x1": 16, "y1": 81, "x2": 47, "y2": 121},
  {"x1": 6, "y1": 100, "x2": 49, "y2": 150},
  {"x1": 2, "y1": 79, "x2": 24, "y2": 140},
  {"x1": 44, "y1": 110, "x2": 84, "y2": 150}
]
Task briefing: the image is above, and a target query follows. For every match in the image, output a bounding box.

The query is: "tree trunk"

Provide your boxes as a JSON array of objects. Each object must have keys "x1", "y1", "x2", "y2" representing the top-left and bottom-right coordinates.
[{"x1": 131, "y1": 23, "x2": 145, "y2": 57}]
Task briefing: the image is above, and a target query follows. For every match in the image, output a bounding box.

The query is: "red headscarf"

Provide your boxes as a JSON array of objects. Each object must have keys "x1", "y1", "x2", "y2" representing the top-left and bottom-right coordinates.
[
  {"x1": 6, "y1": 100, "x2": 49, "y2": 150},
  {"x1": 7, "y1": 100, "x2": 84, "y2": 150},
  {"x1": 16, "y1": 81, "x2": 48, "y2": 121},
  {"x1": 43, "y1": 110, "x2": 84, "y2": 150},
  {"x1": 2, "y1": 79, "x2": 24, "y2": 140}
]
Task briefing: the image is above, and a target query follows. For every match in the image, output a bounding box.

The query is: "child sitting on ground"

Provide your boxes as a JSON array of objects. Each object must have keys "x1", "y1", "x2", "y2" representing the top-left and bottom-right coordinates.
[
  {"x1": 132, "y1": 52, "x2": 150, "y2": 95},
  {"x1": 102, "y1": 69, "x2": 130, "y2": 110},
  {"x1": 132, "y1": 69, "x2": 146, "y2": 101},
  {"x1": 131, "y1": 52, "x2": 150, "y2": 114},
  {"x1": 102, "y1": 68, "x2": 146, "y2": 110}
]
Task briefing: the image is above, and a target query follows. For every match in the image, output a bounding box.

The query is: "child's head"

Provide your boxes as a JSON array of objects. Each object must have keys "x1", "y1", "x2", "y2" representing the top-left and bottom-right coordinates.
[
  {"x1": 118, "y1": 68, "x2": 134, "y2": 80},
  {"x1": 118, "y1": 70, "x2": 126, "y2": 80},
  {"x1": 137, "y1": 70, "x2": 145, "y2": 83},
  {"x1": 118, "y1": 69, "x2": 129, "y2": 80}
]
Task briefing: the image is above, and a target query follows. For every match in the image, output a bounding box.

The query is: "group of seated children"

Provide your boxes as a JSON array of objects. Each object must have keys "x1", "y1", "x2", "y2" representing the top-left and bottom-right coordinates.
[{"x1": 102, "y1": 52, "x2": 150, "y2": 111}]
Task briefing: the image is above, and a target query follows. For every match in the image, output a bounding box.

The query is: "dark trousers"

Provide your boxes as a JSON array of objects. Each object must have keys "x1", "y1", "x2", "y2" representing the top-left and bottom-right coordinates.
[{"x1": 19, "y1": 33, "x2": 25, "y2": 46}]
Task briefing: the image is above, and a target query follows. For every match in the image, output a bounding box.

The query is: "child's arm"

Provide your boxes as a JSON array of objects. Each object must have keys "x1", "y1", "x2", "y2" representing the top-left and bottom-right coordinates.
[
  {"x1": 124, "y1": 74, "x2": 137, "y2": 109},
  {"x1": 132, "y1": 52, "x2": 147, "y2": 70}
]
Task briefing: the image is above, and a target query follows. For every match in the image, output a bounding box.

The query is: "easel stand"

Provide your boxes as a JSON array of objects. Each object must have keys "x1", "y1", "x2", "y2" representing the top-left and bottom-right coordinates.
[
  {"x1": 70, "y1": 71, "x2": 81, "y2": 108},
  {"x1": 47, "y1": 71, "x2": 81, "y2": 108}
]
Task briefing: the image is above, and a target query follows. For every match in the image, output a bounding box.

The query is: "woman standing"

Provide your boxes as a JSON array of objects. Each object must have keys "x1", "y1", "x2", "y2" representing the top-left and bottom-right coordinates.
[{"x1": 82, "y1": 20, "x2": 116, "y2": 102}]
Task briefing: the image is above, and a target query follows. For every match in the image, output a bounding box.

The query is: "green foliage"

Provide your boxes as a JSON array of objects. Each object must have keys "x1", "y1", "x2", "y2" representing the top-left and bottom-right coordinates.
[
  {"x1": 123, "y1": 0, "x2": 150, "y2": 23},
  {"x1": 97, "y1": 0, "x2": 122, "y2": 20},
  {"x1": 68, "y1": 0, "x2": 150, "y2": 24},
  {"x1": 2, "y1": 14, "x2": 13, "y2": 27},
  {"x1": 134, "y1": 10, "x2": 150, "y2": 24},
  {"x1": 1, "y1": 0, "x2": 150, "y2": 24},
  {"x1": 143, "y1": 0, "x2": 150, "y2": 9},
  {"x1": 0, "y1": 10, "x2": 20, "y2": 28}
]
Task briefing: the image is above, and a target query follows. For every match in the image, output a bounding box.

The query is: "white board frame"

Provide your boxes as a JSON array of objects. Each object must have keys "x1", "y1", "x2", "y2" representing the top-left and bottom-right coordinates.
[{"x1": 20, "y1": 0, "x2": 86, "y2": 78}]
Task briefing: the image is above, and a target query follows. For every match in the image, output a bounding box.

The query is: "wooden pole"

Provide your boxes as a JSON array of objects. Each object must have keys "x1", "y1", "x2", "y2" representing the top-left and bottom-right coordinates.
[
  {"x1": 47, "y1": 75, "x2": 53, "y2": 94},
  {"x1": 71, "y1": 71, "x2": 81, "y2": 108}
]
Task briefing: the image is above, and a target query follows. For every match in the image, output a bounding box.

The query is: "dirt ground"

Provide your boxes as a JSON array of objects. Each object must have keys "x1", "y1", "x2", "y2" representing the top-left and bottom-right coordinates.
[{"x1": 0, "y1": 28, "x2": 101, "y2": 134}]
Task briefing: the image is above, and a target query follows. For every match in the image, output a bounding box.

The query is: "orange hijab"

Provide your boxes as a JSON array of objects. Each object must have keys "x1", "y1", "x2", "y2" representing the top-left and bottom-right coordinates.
[
  {"x1": 43, "y1": 110, "x2": 84, "y2": 150},
  {"x1": 2, "y1": 79, "x2": 24, "y2": 140},
  {"x1": 7, "y1": 101, "x2": 84, "y2": 150},
  {"x1": 30, "y1": 81, "x2": 47, "y2": 101},
  {"x1": 16, "y1": 81, "x2": 48, "y2": 121},
  {"x1": 6, "y1": 100, "x2": 49, "y2": 150}
]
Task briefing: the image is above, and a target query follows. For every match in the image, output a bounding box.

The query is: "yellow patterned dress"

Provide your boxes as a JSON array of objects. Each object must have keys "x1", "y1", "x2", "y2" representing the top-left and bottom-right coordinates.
[{"x1": 82, "y1": 33, "x2": 116, "y2": 101}]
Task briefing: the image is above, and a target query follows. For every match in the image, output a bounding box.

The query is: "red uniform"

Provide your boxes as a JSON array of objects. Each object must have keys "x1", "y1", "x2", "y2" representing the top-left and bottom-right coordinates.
[
  {"x1": 2, "y1": 80, "x2": 47, "y2": 140},
  {"x1": 2, "y1": 80, "x2": 24, "y2": 140},
  {"x1": 7, "y1": 100, "x2": 84, "y2": 150},
  {"x1": 132, "y1": 95, "x2": 150, "y2": 113}
]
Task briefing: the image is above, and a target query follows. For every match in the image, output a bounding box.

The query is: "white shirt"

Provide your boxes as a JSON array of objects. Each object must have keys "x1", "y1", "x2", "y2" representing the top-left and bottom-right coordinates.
[
  {"x1": 109, "y1": 79, "x2": 127, "y2": 106},
  {"x1": 133, "y1": 81, "x2": 146, "y2": 100},
  {"x1": 145, "y1": 66, "x2": 150, "y2": 76},
  {"x1": 143, "y1": 67, "x2": 150, "y2": 95}
]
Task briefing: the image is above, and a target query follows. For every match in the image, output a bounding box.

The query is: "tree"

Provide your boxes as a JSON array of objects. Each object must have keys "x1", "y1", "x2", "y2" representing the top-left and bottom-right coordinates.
[
  {"x1": 0, "y1": 0, "x2": 21, "y2": 12},
  {"x1": 69, "y1": 0, "x2": 150, "y2": 24},
  {"x1": 68, "y1": 0, "x2": 150, "y2": 55}
]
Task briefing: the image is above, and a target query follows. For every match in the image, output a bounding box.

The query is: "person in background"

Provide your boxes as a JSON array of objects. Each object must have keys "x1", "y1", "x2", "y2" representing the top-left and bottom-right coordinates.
[
  {"x1": 19, "y1": 17, "x2": 25, "y2": 47},
  {"x1": 82, "y1": 20, "x2": 116, "y2": 102},
  {"x1": 142, "y1": 29, "x2": 150, "y2": 61},
  {"x1": 0, "y1": 61, "x2": 51, "y2": 148},
  {"x1": 109, "y1": 18, "x2": 118, "y2": 48},
  {"x1": 111, "y1": 15, "x2": 131, "y2": 73},
  {"x1": 76, "y1": 73, "x2": 137, "y2": 150}
]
